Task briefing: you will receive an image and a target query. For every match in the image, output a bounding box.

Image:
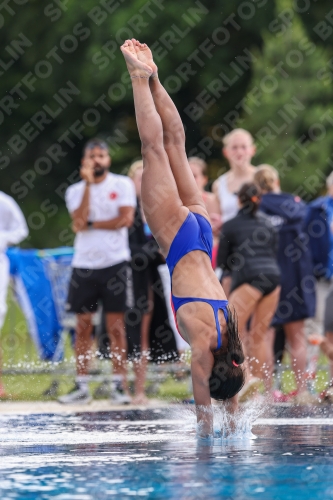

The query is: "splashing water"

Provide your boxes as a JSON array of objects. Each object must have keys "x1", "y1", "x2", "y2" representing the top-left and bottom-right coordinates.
[
  {"x1": 166, "y1": 398, "x2": 268, "y2": 441},
  {"x1": 213, "y1": 400, "x2": 267, "y2": 440},
  {"x1": 2, "y1": 405, "x2": 333, "y2": 498}
]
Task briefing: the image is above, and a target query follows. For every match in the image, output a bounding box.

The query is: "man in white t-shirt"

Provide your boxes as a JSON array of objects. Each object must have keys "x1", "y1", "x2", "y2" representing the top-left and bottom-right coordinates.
[
  {"x1": 0, "y1": 192, "x2": 28, "y2": 397},
  {"x1": 59, "y1": 138, "x2": 136, "y2": 405}
]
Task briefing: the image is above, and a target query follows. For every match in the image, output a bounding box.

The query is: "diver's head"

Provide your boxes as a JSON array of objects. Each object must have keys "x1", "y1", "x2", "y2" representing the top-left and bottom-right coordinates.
[{"x1": 209, "y1": 306, "x2": 245, "y2": 400}]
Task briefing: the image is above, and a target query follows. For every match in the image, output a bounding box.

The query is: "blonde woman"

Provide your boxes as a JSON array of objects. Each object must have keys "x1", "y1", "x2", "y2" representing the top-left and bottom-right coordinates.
[
  {"x1": 254, "y1": 165, "x2": 316, "y2": 403},
  {"x1": 213, "y1": 129, "x2": 257, "y2": 224},
  {"x1": 213, "y1": 129, "x2": 257, "y2": 294}
]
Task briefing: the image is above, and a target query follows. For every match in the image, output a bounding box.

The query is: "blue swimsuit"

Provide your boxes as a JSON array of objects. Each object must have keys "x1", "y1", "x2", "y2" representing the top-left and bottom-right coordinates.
[{"x1": 165, "y1": 211, "x2": 228, "y2": 350}]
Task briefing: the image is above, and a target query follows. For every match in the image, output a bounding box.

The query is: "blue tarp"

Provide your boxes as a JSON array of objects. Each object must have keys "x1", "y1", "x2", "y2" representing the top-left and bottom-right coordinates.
[{"x1": 6, "y1": 247, "x2": 74, "y2": 361}]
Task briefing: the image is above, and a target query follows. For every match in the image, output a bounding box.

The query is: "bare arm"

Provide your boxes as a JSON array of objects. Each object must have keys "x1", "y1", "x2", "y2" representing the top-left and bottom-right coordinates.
[
  {"x1": 71, "y1": 183, "x2": 90, "y2": 231},
  {"x1": 93, "y1": 206, "x2": 135, "y2": 229},
  {"x1": 72, "y1": 206, "x2": 135, "y2": 233},
  {"x1": 205, "y1": 192, "x2": 222, "y2": 236},
  {"x1": 212, "y1": 179, "x2": 223, "y2": 223},
  {"x1": 191, "y1": 345, "x2": 214, "y2": 438},
  {"x1": 70, "y1": 159, "x2": 95, "y2": 231},
  {"x1": 205, "y1": 191, "x2": 221, "y2": 216}
]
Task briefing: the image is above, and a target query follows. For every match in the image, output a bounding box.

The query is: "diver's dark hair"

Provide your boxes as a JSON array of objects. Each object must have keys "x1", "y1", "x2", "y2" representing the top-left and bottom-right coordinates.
[
  {"x1": 83, "y1": 138, "x2": 109, "y2": 154},
  {"x1": 238, "y1": 182, "x2": 261, "y2": 216},
  {"x1": 209, "y1": 305, "x2": 245, "y2": 400}
]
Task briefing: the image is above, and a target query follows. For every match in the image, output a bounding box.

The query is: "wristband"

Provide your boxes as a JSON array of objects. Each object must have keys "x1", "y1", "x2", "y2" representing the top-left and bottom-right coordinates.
[{"x1": 87, "y1": 220, "x2": 94, "y2": 228}]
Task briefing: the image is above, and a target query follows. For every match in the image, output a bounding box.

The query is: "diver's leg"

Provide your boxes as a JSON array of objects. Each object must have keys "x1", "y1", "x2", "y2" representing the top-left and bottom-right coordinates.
[
  {"x1": 121, "y1": 39, "x2": 187, "y2": 254},
  {"x1": 133, "y1": 40, "x2": 207, "y2": 216}
]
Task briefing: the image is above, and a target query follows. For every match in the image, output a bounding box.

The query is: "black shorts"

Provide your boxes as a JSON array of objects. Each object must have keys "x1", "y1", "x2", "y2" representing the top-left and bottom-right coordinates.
[
  {"x1": 231, "y1": 273, "x2": 280, "y2": 297},
  {"x1": 131, "y1": 267, "x2": 152, "y2": 314},
  {"x1": 250, "y1": 274, "x2": 281, "y2": 296},
  {"x1": 66, "y1": 261, "x2": 130, "y2": 314}
]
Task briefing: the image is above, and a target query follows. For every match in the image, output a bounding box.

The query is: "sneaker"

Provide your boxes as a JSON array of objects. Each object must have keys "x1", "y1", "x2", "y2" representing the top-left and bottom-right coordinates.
[
  {"x1": 58, "y1": 384, "x2": 92, "y2": 405},
  {"x1": 110, "y1": 382, "x2": 131, "y2": 405}
]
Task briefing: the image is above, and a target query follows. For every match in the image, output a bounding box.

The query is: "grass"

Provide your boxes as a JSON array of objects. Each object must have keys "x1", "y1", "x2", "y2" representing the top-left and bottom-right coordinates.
[
  {"x1": 2, "y1": 373, "x2": 73, "y2": 401},
  {"x1": 1, "y1": 369, "x2": 328, "y2": 403},
  {"x1": 0, "y1": 289, "x2": 193, "y2": 402},
  {"x1": 156, "y1": 376, "x2": 191, "y2": 400},
  {"x1": 0, "y1": 289, "x2": 331, "y2": 402}
]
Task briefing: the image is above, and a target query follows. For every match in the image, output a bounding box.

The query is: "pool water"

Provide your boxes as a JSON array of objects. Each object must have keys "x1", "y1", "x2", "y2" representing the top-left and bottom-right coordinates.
[{"x1": 1, "y1": 406, "x2": 333, "y2": 499}]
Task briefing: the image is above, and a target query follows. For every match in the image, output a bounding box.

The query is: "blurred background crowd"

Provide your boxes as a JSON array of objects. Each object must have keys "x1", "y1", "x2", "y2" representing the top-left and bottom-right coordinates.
[
  {"x1": 2, "y1": 0, "x2": 333, "y2": 404},
  {"x1": 1, "y1": 130, "x2": 333, "y2": 406}
]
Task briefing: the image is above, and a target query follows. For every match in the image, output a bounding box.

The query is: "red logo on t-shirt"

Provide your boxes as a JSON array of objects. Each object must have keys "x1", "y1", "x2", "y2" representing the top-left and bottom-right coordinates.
[
  {"x1": 294, "y1": 196, "x2": 301, "y2": 202},
  {"x1": 109, "y1": 192, "x2": 118, "y2": 200}
]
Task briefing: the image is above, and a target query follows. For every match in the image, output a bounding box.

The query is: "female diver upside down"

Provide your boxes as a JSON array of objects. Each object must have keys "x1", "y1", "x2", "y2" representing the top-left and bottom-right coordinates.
[{"x1": 120, "y1": 38, "x2": 245, "y2": 438}]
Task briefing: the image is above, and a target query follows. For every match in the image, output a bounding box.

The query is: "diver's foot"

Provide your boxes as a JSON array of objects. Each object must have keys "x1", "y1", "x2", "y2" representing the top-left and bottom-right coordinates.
[
  {"x1": 132, "y1": 39, "x2": 158, "y2": 77},
  {"x1": 120, "y1": 39, "x2": 152, "y2": 79}
]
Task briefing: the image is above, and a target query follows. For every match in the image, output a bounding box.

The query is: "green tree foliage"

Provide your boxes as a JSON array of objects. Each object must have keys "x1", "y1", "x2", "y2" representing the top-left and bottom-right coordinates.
[
  {"x1": 3, "y1": 1, "x2": 333, "y2": 246},
  {"x1": 298, "y1": 0, "x2": 333, "y2": 47},
  {"x1": 239, "y1": 1, "x2": 333, "y2": 198},
  {"x1": 0, "y1": 0, "x2": 276, "y2": 247}
]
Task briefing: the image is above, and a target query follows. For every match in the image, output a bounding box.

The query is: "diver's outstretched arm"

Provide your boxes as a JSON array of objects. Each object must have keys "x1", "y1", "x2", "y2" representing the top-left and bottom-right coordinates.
[{"x1": 191, "y1": 348, "x2": 214, "y2": 437}]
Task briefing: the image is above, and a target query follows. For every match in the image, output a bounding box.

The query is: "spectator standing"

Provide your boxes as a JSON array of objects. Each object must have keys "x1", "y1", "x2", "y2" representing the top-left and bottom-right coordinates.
[
  {"x1": 305, "y1": 172, "x2": 333, "y2": 282},
  {"x1": 127, "y1": 160, "x2": 159, "y2": 405},
  {"x1": 213, "y1": 129, "x2": 257, "y2": 293},
  {"x1": 217, "y1": 182, "x2": 280, "y2": 394},
  {"x1": 308, "y1": 331, "x2": 333, "y2": 399},
  {"x1": 188, "y1": 157, "x2": 221, "y2": 268},
  {"x1": 254, "y1": 165, "x2": 316, "y2": 403},
  {"x1": 306, "y1": 171, "x2": 333, "y2": 397},
  {"x1": 212, "y1": 129, "x2": 257, "y2": 224},
  {"x1": 59, "y1": 138, "x2": 136, "y2": 404},
  {"x1": 0, "y1": 192, "x2": 28, "y2": 397}
]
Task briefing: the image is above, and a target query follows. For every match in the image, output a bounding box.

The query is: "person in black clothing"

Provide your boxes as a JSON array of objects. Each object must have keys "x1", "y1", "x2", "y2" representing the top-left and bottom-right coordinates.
[
  {"x1": 255, "y1": 165, "x2": 316, "y2": 402},
  {"x1": 127, "y1": 160, "x2": 155, "y2": 404},
  {"x1": 217, "y1": 182, "x2": 281, "y2": 389}
]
